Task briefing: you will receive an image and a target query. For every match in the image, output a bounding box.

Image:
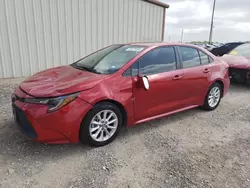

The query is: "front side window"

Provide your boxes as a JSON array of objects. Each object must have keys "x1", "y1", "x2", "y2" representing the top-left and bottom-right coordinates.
[
  {"x1": 73, "y1": 45, "x2": 146, "y2": 74},
  {"x1": 139, "y1": 47, "x2": 177, "y2": 75},
  {"x1": 199, "y1": 50, "x2": 210, "y2": 65},
  {"x1": 122, "y1": 67, "x2": 131, "y2": 77},
  {"x1": 228, "y1": 43, "x2": 250, "y2": 57},
  {"x1": 122, "y1": 61, "x2": 139, "y2": 77},
  {"x1": 131, "y1": 62, "x2": 139, "y2": 76},
  {"x1": 179, "y1": 47, "x2": 201, "y2": 68}
]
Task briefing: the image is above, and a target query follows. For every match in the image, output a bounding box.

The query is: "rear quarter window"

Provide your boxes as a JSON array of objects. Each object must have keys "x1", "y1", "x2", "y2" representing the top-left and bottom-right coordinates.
[{"x1": 199, "y1": 50, "x2": 210, "y2": 65}]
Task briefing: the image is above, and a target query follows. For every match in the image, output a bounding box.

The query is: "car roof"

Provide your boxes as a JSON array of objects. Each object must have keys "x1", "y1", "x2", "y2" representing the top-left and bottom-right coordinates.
[
  {"x1": 127, "y1": 42, "x2": 199, "y2": 48},
  {"x1": 225, "y1": 42, "x2": 244, "y2": 45}
]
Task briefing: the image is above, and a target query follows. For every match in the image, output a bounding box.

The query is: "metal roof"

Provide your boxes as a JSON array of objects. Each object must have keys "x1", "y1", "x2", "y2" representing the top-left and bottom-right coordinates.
[
  {"x1": 143, "y1": 0, "x2": 170, "y2": 8},
  {"x1": 128, "y1": 42, "x2": 199, "y2": 48}
]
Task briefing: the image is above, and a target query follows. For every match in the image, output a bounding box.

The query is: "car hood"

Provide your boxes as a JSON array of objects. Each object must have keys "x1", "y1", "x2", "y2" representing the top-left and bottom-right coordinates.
[
  {"x1": 19, "y1": 66, "x2": 106, "y2": 97},
  {"x1": 220, "y1": 55, "x2": 250, "y2": 69}
]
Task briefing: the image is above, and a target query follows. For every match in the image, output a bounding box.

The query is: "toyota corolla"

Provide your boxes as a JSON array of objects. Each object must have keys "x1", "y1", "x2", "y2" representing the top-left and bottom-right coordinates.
[{"x1": 12, "y1": 43, "x2": 230, "y2": 146}]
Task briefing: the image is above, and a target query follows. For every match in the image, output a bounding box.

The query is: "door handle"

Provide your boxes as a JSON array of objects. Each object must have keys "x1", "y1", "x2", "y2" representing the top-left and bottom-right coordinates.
[
  {"x1": 203, "y1": 68, "x2": 210, "y2": 73},
  {"x1": 172, "y1": 75, "x2": 182, "y2": 80}
]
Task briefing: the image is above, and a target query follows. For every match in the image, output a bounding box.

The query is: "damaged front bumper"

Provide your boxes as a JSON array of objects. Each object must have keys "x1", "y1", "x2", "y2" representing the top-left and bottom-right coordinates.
[{"x1": 229, "y1": 68, "x2": 250, "y2": 84}]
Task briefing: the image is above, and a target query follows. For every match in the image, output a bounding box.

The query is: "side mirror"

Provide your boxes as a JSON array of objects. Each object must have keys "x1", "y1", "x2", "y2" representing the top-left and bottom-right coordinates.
[{"x1": 141, "y1": 75, "x2": 150, "y2": 90}]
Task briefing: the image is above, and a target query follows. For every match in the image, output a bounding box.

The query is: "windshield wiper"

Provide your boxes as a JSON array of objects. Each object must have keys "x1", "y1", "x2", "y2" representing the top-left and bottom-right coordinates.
[
  {"x1": 71, "y1": 64, "x2": 101, "y2": 74},
  {"x1": 82, "y1": 66, "x2": 102, "y2": 74}
]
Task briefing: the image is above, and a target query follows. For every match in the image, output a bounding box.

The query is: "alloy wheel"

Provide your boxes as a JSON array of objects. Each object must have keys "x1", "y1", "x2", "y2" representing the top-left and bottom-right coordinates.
[
  {"x1": 89, "y1": 110, "x2": 118, "y2": 142},
  {"x1": 208, "y1": 86, "x2": 221, "y2": 108}
]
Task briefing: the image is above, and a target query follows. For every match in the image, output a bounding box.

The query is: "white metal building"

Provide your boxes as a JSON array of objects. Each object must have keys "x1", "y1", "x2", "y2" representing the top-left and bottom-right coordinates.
[{"x1": 0, "y1": 0, "x2": 169, "y2": 78}]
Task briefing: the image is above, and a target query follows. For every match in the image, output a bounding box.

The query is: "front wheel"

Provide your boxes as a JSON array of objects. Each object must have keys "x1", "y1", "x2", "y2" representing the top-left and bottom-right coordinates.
[
  {"x1": 202, "y1": 83, "x2": 222, "y2": 111},
  {"x1": 80, "y1": 102, "x2": 122, "y2": 147}
]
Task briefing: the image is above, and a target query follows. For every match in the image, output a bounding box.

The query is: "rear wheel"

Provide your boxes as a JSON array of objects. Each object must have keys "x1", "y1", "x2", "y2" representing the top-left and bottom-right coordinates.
[
  {"x1": 202, "y1": 83, "x2": 222, "y2": 110},
  {"x1": 80, "y1": 102, "x2": 122, "y2": 147}
]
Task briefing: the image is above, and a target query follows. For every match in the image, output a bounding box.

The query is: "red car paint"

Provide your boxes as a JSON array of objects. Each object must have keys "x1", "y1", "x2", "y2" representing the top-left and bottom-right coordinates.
[
  {"x1": 20, "y1": 65, "x2": 107, "y2": 97},
  {"x1": 221, "y1": 55, "x2": 250, "y2": 69},
  {"x1": 12, "y1": 43, "x2": 230, "y2": 144},
  {"x1": 220, "y1": 42, "x2": 250, "y2": 83}
]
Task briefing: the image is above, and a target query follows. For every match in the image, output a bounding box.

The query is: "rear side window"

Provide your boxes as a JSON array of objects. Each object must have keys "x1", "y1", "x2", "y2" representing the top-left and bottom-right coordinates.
[
  {"x1": 199, "y1": 50, "x2": 210, "y2": 65},
  {"x1": 139, "y1": 47, "x2": 177, "y2": 75},
  {"x1": 179, "y1": 47, "x2": 201, "y2": 68}
]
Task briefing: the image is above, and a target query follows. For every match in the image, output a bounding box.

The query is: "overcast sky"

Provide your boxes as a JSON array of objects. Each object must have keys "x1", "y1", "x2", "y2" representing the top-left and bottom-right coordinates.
[{"x1": 161, "y1": 0, "x2": 250, "y2": 42}]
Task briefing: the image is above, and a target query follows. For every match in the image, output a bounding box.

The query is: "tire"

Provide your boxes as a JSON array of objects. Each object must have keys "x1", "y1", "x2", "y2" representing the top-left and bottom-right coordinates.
[
  {"x1": 80, "y1": 102, "x2": 122, "y2": 147},
  {"x1": 202, "y1": 82, "x2": 222, "y2": 111}
]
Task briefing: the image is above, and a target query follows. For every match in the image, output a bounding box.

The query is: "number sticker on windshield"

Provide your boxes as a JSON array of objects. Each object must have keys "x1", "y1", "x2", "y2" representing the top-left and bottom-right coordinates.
[
  {"x1": 229, "y1": 50, "x2": 238, "y2": 55},
  {"x1": 125, "y1": 47, "x2": 144, "y2": 52}
]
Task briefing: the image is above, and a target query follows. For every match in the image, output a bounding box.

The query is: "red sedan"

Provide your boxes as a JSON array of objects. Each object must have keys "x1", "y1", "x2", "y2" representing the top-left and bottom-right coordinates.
[
  {"x1": 12, "y1": 43, "x2": 230, "y2": 146},
  {"x1": 220, "y1": 43, "x2": 250, "y2": 84}
]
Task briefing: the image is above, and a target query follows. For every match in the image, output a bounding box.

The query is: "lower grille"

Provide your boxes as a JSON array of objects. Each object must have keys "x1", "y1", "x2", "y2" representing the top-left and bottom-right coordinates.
[
  {"x1": 229, "y1": 68, "x2": 247, "y2": 83},
  {"x1": 12, "y1": 104, "x2": 37, "y2": 139}
]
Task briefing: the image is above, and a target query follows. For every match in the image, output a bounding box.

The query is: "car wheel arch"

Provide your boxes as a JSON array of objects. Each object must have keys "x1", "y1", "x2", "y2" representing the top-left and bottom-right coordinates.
[
  {"x1": 213, "y1": 79, "x2": 224, "y2": 97},
  {"x1": 87, "y1": 99, "x2": 127, "y2": 127},
  {"x1": 203, "y1": 79, "x2": 224, "y2": 104}
]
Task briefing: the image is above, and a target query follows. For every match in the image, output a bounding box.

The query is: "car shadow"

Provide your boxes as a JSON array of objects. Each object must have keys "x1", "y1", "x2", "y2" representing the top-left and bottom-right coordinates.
[
  {"x1": 229, "y1": 82, "x2": 250, "y2": 91},
  {"x1": 2, "y1": 82, "x2": 248, "y2": 160},
  {"x1": 0, "y1": 118, "x2": 93, "y2": 161},
  {"x1": 0, "y1": 106, "x2": 203, "y2": 161},
  {"x1": 118, "y1": 107, "x2": 203, "y2": 139}
]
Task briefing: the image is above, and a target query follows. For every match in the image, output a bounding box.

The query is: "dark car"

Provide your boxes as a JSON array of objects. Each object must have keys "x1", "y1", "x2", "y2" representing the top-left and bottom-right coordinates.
[
  {"x1": 211, "y1": 42, "x2": 244, "y2": 56},
  {"x1": 220, "y1": 43, "x2": 250, "y2": 84}
]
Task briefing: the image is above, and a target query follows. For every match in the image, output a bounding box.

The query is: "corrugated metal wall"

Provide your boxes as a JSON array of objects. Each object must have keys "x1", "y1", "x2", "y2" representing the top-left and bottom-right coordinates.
[{"x1": 0, "y1": 0, "x2": 164, "y2": 78}]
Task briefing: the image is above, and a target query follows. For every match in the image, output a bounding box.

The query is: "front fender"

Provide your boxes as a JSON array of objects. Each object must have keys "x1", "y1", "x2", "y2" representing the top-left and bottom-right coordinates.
[
  {"x1": 78, "y1": 76, "x2": 135, "y2": 126},
  {"x1": 78, "y1": 83, "x2": 115, "y2": 105}
]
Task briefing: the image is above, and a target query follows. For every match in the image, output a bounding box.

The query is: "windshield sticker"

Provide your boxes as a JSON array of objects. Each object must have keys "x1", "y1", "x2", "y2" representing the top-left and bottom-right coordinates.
[
  {"x1": 125, "y1": 47, "x2": 144, "y2": 52},
  {"x1": 229, "y1": 50, "x2": 238, "y2": 55}
]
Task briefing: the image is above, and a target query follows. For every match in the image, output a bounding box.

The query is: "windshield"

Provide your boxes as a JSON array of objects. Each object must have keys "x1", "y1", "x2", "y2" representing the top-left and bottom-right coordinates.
[
  {"x1": 73, "y1": 45, "x2": 146, "y2": 74},
  {"x1": 228, "y1": 43, "x2": 250, "y2": 57}
]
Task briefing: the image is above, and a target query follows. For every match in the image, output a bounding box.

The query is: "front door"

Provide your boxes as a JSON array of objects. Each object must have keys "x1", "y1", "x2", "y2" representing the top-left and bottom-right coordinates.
[{"x1": 132, "y1": 46, "x2": 186, "y2": 122}]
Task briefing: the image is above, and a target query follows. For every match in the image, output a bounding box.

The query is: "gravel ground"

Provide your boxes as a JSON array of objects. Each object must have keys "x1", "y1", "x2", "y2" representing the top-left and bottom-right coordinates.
[{"x1": 0, "y1": 78, "x2": 250, "y2": 188}]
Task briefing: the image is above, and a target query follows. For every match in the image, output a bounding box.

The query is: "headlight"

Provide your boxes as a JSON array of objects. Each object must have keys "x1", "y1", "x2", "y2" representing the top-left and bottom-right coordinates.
[{"x1": 24, "y1": 93, "x2": 79, "y2": 112}]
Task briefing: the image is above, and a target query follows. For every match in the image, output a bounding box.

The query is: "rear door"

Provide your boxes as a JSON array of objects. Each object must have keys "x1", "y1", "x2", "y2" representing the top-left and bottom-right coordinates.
[{"x1": 177, "y1": 46, "x2": 212, "y2": 106}]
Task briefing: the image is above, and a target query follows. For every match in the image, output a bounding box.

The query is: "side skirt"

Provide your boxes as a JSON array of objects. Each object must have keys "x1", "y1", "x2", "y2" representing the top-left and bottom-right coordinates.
[{"x1": 134, "y1": 105, "x2": 199, "y2": 125}]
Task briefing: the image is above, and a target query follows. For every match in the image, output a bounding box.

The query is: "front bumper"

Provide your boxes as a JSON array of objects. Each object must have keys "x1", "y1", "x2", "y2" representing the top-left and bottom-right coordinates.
[
  {"x1": 12, "y1": 104, "x2": 38, "y2": 139},
  {"x1": 12, "y1": 87, "x2": 92, "y2": 144},
  {"x1": 229, "y1": 68, "x2": 250, "y2": 84}
]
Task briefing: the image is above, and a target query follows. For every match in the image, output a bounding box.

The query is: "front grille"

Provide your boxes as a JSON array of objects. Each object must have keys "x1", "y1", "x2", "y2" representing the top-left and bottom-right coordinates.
[{"x1": 12, "y1": 104, "x2": 37, "y2": 139}]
